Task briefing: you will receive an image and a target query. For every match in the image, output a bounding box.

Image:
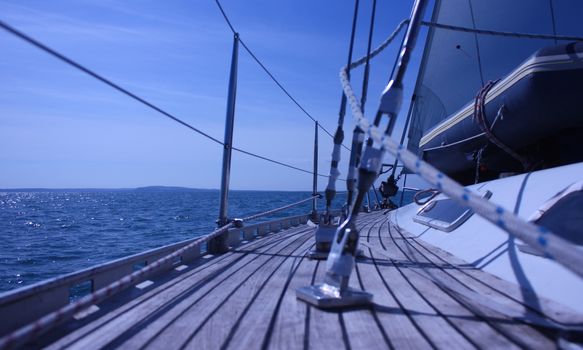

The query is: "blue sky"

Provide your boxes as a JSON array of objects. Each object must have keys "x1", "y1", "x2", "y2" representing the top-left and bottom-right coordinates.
[{"x1": 0, "y1": 0, "x2": 427, "y2": 190}]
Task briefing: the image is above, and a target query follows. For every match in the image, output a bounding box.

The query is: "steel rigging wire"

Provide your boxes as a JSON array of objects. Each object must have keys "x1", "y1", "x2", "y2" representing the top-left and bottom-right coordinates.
[
  {"x1": 0, "y1": 20, "x2": 336, "y2": 180},
  {"x1": 213, "y1": 0, "x2": 351, "y2": 152}
]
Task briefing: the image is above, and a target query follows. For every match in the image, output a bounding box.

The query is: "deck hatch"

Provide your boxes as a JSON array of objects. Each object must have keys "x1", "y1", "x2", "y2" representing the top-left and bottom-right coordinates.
[{"x1": 413, "y1": 190, "x2": 492, "y2": 232}]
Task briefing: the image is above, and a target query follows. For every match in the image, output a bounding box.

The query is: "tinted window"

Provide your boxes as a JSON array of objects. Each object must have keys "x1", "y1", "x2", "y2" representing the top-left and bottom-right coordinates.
[{"x1": 536, "y1": 191, "x2": 583, "y2": 246}]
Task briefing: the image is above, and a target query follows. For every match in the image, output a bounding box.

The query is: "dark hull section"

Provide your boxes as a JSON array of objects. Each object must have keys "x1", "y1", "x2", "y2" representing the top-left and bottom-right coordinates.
[{"x1": 419, "y1": 42, "x2": 583, "y2": 184}]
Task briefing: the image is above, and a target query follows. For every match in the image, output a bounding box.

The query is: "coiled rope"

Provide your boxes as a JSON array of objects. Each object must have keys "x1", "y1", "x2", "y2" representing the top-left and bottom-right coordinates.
[
  {"x1": 340, "y1": 20, "x2": 583, "y2": 279},
  {"x1": 474, "y1": 80, "x2": 530, "y2": 170},
  {"x1": 413, "y1": 188, "x2": 441, "y2": 206}
]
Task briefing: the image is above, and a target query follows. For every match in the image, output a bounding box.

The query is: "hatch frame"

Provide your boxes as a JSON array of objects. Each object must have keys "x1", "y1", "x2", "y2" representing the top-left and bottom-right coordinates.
[{"x1": 413, "y1": 190, "x2": 493, "y2": 232}]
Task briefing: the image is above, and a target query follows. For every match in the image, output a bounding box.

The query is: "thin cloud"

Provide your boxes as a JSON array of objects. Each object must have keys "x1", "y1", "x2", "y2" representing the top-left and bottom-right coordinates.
[{"x1": 0, "y1": 2, "x2": 216, "y2": 45}]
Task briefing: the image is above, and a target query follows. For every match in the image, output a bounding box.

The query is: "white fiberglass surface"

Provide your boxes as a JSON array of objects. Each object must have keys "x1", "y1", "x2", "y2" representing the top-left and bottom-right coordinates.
[{"x1": 391, "y1": 162, "x2": 583, "y2": 314}]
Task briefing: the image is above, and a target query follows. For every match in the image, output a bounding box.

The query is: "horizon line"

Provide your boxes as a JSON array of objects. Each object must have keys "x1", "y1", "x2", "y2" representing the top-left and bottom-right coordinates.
[{"x1": 0, "y1": 185, "x2": 337, "y2": 193}]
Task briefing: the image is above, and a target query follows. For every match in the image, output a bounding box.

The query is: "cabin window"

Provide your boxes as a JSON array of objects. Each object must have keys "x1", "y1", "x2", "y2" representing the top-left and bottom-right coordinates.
[
  {"x1": 519, "y1": 183, "x2": 583, "y2": 257},
  {"x1": 413, "y1": 190, "x2": 492, "y2": 232},
  {"x1": 534, "y1": 190, "x2": 583, "y2": 246}
]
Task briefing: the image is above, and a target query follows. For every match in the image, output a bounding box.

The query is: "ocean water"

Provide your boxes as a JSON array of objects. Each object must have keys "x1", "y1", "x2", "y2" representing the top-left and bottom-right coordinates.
[{"x1": 0, "y1": 188, "x2": 411, "y2": 294}]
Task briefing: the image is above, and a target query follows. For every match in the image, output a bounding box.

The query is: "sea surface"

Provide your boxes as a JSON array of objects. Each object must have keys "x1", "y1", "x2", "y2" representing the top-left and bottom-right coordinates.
[{"x1": 0, "y1": 188, "x2": 412, "y2": 294}]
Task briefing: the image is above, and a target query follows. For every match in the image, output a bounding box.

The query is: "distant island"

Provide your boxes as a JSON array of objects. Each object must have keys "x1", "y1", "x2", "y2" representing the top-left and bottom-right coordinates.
[{"x1": 134, "y1": 186, "x2": 214, "y2": 192}]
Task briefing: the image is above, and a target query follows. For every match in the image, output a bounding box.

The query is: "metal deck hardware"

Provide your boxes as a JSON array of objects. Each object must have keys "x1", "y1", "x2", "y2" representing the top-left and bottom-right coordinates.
[
  {"x1": 297, "y1": 0, "x2": 429, "y2": 309},
  {"x1": 210, "y1": 33, "x2": 240, "y2": 254},
  {"x1": 297, "y1": 218, "x2": 372, "y2": 307}
]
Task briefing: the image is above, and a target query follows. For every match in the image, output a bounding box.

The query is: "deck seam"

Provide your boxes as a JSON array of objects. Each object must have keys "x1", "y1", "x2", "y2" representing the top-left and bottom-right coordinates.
[
  {"x1": 258, "y1": 240, "x2": 315, "y2": 350},
  {"x1": 303, "y1": 260, "x2": 320, "y2": 350},
  {"x1": 351, "y1": 215, "x2": 395, "y2": 349},
  {"x1": 383, "y1": 217, "x2": 525, "y2": 348},
  {"x1": 175, "y1": 230, "x2": 315, "y2": 349},
  {"x1": 398, "y1": 224, "x2": 573, "y2": 326},
  {"x1": 354, "y1": 263, "x2": 394, "y2": 350},
  {"x1": 63, "y1": 226, "x2": 313, "y2": 349},
  {"x1": 364, "y1": 213, "x2": 439, "y2": 349},
  {"x1": 362, "y1": 213, "x2": 438, "y2": 349},
  {"x1": 219, "y1": 240, "x2": 315, "y2": 350},
  {"x1": 338, "y1": 313, "x2": 352, "y2": 350},
  {"x1": 389, "y1": 216, "x2": 552, "y2": 349},
  {"x1": 48, "y1": 227, "x2": 309, "y2": 348}
]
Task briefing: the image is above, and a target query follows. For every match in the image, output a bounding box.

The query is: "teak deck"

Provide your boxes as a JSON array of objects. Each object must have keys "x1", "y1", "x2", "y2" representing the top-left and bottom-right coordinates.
[{"x1": 32, "y1": 211, "x2": 581, "y2": 349}]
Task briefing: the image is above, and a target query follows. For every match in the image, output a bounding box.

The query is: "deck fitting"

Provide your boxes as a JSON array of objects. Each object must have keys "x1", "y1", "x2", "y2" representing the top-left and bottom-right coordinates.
[
  {"x1": 308, "y1": 221, "x2": 344, "y2": 260},
  {"x1": 296, "y1": 283, "x2": 372, "y2": 308},
  {"x1": 307, "y1": 248, "x2": 365, "y2": 260}
]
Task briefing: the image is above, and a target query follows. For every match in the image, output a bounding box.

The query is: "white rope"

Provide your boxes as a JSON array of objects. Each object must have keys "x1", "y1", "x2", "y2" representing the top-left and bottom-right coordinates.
[
  {"x1": 340, "y1": 21, "x2": 583, "y2": 279},
  {"x1": 349, "y1": 19, "x2": 409, "y2": 70}
]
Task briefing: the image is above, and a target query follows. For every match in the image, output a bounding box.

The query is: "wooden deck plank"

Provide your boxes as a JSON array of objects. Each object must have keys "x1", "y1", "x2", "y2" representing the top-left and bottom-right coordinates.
[
  {"x1": 306, "y1": 261, "x2": 349, "y2": 350},
  {"x1": 50, "y1": 226, "x2": 310, "y2": 349},
  {"x1": 382, "y1": 216, "x2": 556, "y2": 349},
  {"x1": 374, "y1": 221, "x2": 519, "y2": 349},
  {"x1": 137, "y1": 227, "x2": 314, "y2": 350},
  {"x1": 336, "y1": 268, "x2": 391, "y2": 350},
  {"x1": 203, "y1": 231, "x2": 314, "y2": 349},
  {"x1": 357, "y1": 215, "x2": 433, "y2": 350},
  {"x1": 358, "y1": 255, "x2": 436, "y2": 350},
  {"x1": 185, "y1": 231, "x2": 315, "y2": 350},
  {"x1": 340, "y1": 217, "x2": 393, "y2": 350},
  {"x1": 31, "y1": 211, "x2": 575, "y2": 350},
  {"x1": 45, "y1": 240, "x2": 266, "y2": 349},
  {"x1": 261, "y1": 247, "x2": 319, "y2": 349},
  {"x1": 396, "y1": 225, "x2": 583, "y2": 325},
  {"x1": 361, "y1": 213, "x2": 476, "y2": 349}
]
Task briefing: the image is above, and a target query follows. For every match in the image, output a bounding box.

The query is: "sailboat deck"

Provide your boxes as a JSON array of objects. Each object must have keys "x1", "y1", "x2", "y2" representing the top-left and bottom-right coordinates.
[{"x1": 35, "y1": 210, "x2": 578, "y2": 349}]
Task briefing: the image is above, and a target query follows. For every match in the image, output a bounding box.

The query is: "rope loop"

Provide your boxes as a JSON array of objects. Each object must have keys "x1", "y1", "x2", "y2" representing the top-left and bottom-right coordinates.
[
  {"x1": 413, "y1": 188, "x2": 441, "y2": 205},
  {"x1": 474, "y1": 80, "x2": 530, "y2": 170}
]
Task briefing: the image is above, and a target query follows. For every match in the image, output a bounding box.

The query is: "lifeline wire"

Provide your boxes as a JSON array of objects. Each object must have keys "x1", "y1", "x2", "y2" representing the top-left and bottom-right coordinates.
[
  {"x1": 0, "y1": 20, "x2": 223, "y2": 146},
  {"x1": 0, "y1": 195, "x2": 318, "y2": 349},
  {"x1": 233, "y1": 146, "x2": 341, "y2": 180},
  {"x1": 213, "y1": 0, "x2": 350, "y2": 151},
  {"x1": 0, "y1": 20, "x2": 335, "y2": 180}
]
